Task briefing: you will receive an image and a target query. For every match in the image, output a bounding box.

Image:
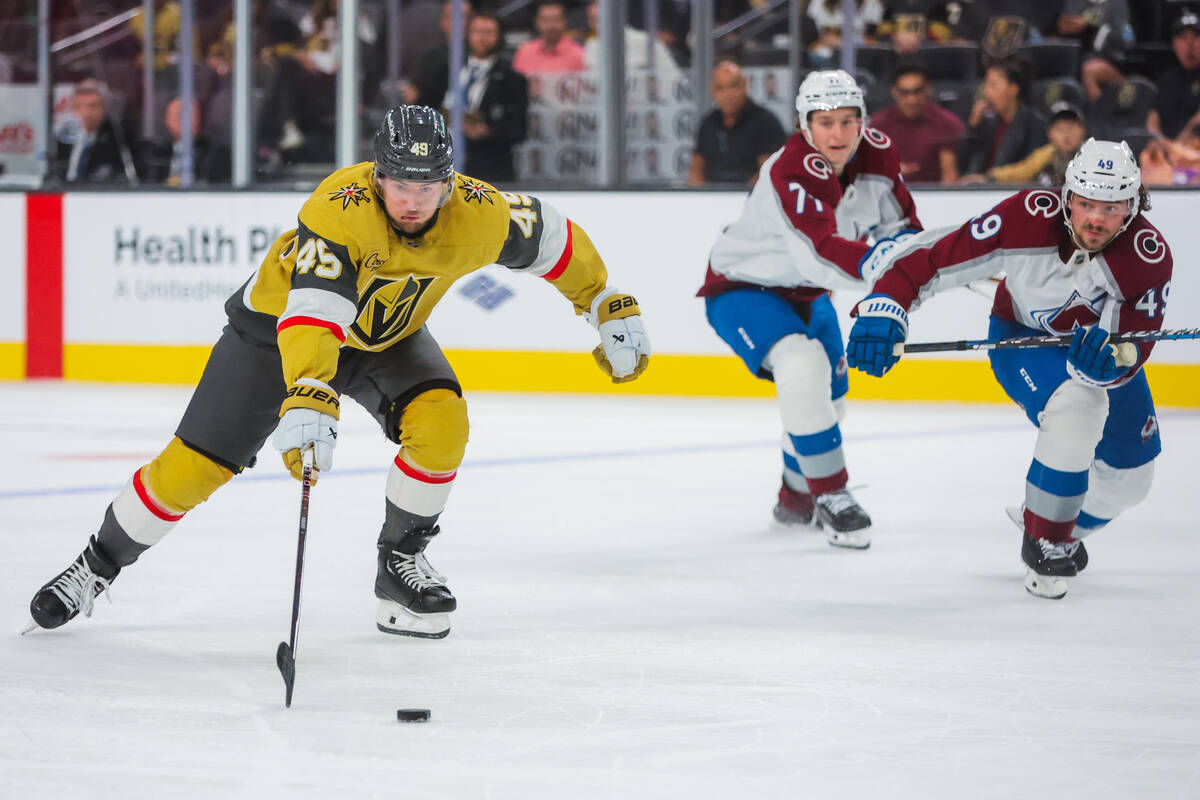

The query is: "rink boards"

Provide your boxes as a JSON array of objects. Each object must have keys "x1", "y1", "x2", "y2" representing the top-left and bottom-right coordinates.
[{"x1": 4, "y1": 188, "x2": 1198, "y2": 406}]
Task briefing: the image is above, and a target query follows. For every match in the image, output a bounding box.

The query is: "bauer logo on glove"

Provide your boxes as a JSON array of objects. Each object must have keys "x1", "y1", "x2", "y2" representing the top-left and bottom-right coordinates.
[
  {"x1": 275, "y1": 378, "x2": 340, "y2": 480},
  {"x1": 585, "y1": 287, "x2": 651, "y2": 383}
]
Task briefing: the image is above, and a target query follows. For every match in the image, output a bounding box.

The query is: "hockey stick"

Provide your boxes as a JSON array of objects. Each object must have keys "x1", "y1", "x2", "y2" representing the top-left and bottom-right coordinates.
[
  {"x1": 895, "y1": 327, "x2": 1200, "y2": 355},
  {"x1": 276, "y1": 447, "x2": 315, "y2": 709}
]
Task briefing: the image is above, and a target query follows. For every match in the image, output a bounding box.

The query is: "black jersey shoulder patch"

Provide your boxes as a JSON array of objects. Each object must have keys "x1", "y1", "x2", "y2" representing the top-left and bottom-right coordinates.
[{"x1": 496, "y1": 193, "x2": 544, "y2": 270}]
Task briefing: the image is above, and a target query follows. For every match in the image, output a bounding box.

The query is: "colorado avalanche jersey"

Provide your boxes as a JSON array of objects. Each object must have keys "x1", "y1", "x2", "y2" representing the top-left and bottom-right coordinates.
[
  {"x1": 872, "y1": 189, "x2": 1173, "y2": 386},
  {"x1": 699, "y1": 127, "x2": 921, "y2": 302}
]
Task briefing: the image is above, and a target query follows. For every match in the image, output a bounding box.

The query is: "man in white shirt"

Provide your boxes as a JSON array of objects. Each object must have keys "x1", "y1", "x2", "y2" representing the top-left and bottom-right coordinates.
[{"x1": 582, "y1": 0, "x2": 681, "y2": 77}]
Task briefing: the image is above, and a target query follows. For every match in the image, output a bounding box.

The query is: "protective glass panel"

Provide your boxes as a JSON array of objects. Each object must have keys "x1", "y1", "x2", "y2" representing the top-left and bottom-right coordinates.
[
  {"x1": 510, "y1": 0, "x2": 601, "y2": 187},
  {"x1": 623, "y1": 0, "x2": 695, "y2": 186},
  {"x1": 0, "y1": 0, "x2": 41, "y2": 185},
  {"x1": 254, "y1": 0, "x2": 340, "y2": 183}
]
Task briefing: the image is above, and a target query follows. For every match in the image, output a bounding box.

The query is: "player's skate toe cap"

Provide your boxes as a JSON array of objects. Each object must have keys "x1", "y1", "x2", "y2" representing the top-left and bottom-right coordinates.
[
  {"x1": 418, "y1": 592, "x2": 457, "y2": 613},
  {"x1": 28, "y1": 594, "x2": 70, "y2": 630}
]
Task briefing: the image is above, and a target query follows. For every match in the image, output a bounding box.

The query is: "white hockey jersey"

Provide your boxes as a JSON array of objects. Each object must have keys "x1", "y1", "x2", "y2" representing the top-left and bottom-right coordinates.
[
  {"x1": 699, "y1": 128, "x2": 921, "y2": 303},
  {"x1": 871, "y1": 188, "x2": 1174, "y2": 386}
]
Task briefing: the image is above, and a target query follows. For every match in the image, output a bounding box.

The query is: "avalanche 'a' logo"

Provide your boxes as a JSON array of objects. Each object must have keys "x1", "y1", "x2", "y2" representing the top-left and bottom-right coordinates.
[
  {"x1": 349, "y1": 275, "x2": 437, "y2": 350},
  {"x1": 328, "y1": 182, "x2": 371, "y2": 210},
  {"x1": 1030, "y1": 290, "x2": 1104, "y2": 333},
  {"x1": 1141, "y1": 414, "x2": 1158, "y2": 442}
]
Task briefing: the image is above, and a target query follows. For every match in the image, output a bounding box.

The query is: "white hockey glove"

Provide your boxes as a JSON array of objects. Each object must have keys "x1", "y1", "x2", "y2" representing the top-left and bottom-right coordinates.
[
  {"x1": 584, "y1": 287, "x2": 651, "y2": 383},
  {"x1": 273, "y1": 379, "x2": 340, "y2": 481},
  {"x1": 858, "y1": 228, "x2": 918, "y2": 285}
]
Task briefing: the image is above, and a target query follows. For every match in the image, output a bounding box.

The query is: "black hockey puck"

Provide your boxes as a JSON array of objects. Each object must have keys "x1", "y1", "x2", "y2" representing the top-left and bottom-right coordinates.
[{"x1": 397, "y1": 708, "x2": 431, "y2": 722}]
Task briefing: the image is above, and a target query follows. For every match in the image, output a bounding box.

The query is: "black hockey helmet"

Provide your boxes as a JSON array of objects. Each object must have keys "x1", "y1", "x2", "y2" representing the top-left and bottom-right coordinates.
[{"x1": 373, "y1": 105, "x2": 455, "y2": 183}]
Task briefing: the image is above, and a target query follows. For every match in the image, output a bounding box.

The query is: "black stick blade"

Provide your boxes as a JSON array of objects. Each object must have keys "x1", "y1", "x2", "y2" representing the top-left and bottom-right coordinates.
[{"x1": 276, "y1": 641, "x2": 296, "y2": 708}]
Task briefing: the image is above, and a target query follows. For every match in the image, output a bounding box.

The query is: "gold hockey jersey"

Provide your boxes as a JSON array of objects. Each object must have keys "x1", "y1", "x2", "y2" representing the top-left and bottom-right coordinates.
[{"x1": 227, "y1": 162, "x2": 610, "y2": 391}]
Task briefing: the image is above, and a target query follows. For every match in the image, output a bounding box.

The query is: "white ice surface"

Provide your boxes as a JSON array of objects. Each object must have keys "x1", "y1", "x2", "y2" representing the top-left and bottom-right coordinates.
[{"x1": 2, "y1": 383, "x2": 1198, "y2": 799}]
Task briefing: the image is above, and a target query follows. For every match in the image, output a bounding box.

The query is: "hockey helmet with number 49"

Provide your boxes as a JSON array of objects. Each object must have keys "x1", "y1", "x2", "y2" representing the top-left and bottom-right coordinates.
[
  {"x1": 1061, "y1": 138, "x2": 1144, "y2": 249},
  {"x1": 374, "y1": 105, "x2": 455, "y2": 183},
  {"x1": 795, "y1": 70, "x2": 867, "y2": 142}
]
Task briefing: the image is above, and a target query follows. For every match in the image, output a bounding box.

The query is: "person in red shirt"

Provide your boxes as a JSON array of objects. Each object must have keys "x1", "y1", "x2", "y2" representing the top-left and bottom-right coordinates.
[
  {"x1": 869, "y1": 59, "x2": 965, "y2": 184},
  {"x1": 513, "y1": 1, "x2": 586, "y2": 75}
]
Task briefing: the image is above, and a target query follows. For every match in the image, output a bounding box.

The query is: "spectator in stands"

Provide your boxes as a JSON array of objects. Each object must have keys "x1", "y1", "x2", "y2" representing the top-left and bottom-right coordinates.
[
  {"x1": 256, "y1": 0, "x2": 342, "y2": 164},
  {"x1": 972, "y1": 101, "x2": 1087, "y2": 185},
  {"x1": 52, "y1": 80, "x2": 130, "y2": 184},
  {"x1": 687, "y1": 61, "x2": 787, "y2": 186},
  {"x1": 1057, "y1": 0, "x2": 1134, "y2": 102},
  {"x1": 877, "y1": 1, "x2": 980, "y2": 49},
  {"x1": 582, "y1": 0, "x2": 681, "y2": 75},
  {"x1": 962, "y1": 59, "x2": 1045, "y2": 177},
  {"x1": 1140, "y1": 122, "x2": 1200, "y2": 186},
  {"x1": 396, "y1": 0, "x2": 448, "y2": 90},
  {"x1": 128, "y1": 0, "x2": 186, "y2": 73},
  {"x1": 513, "y1": 1, "x2": 586, "y2": 75},
  {"x1": 1147, "y1": 9, "x2": 1200, "y2": 143},
  {"x1": 137, "y1": 96, "x2": 230, "y2": 185},
  {"x1": 409, "y1": 1, "x2": 475, "y2": 108},
  {"x1": 808, "y1": 0, "x2": 885, "y2": 67},
  {"x1": 443, "y1": 11, "x2": 528, "y2": 184},
  {"x1": 869, "y1": 59, "x2": 964, "y2": 184},
  {"x1": 625, "y1": 0, "x2": 691, "y2": 65}
]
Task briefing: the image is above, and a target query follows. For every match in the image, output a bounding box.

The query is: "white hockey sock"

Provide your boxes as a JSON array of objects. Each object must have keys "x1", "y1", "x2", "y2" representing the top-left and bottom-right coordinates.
[
  {"x1": 1077, "y1": 459, "x2": 1155, "y2": 535},
  {"x1": 766, "y1": 334, "x2": 846, "y2": 495},
  {"x1": 110, "y1": 469, "x2": 185, "y2": 547},
  {"x1": 387, "y1": 454, "x2": 457, "y2": 518},
  {"x1": 1025, "y1": 381, "x2": 1108, "y2": 540}
]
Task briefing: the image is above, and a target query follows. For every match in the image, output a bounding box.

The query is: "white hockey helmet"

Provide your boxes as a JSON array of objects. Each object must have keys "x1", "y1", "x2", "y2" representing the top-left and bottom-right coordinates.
[
  {"x1": 1061, "y1": 138, "x2": 1143, "y2": 249},
  {"x1": 795, "y1": 69, "x2": 867, "y2": 142}
]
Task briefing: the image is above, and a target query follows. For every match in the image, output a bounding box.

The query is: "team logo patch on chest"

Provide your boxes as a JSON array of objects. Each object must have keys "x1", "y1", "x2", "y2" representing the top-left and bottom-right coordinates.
[
  {"x1": 458, "y1": 177, "x2": 495, "y2": 204},
  {"x1": 329, "y1": 182, "x2": 371, "y2": 210},
  {"x1": 350, "y1": 275, "x2": 437, "y2": 349},
  {"x1": 1030, "y1": 290, "x2": 1104, "y2": 333}
]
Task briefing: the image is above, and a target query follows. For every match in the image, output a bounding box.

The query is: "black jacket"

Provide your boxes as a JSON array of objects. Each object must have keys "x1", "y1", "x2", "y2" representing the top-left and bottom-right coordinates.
[
  {"x1": 461, "y1": 57, "x2": 529, "y2": 185},
  {"x1": 964, "y1": 103, "x2": 1046, "y2": 174},
  {"x1": 51, "y1": 118, "x2": 131, "y2": 184},
  {"x1": 134, "y1": 136, "x2": 232, "y2": 185},
  {"x1": 414, "y1": 41, "x2": 450, "y2": 108}
]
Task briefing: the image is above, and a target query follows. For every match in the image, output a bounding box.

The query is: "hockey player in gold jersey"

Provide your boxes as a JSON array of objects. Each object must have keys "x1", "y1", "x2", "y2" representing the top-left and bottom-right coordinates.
[{"x1": 26, "y1": 105, "x2": 651, "y2": 639}]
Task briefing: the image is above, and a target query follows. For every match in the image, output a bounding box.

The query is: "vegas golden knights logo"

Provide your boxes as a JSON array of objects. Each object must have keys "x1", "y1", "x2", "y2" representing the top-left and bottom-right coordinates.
[
  {"x1": 982, "y1": 16, "x2": 1026, "y2": 59},
  {"x1": 349, "y1": 275, "x2": 436, "y2": 349}
]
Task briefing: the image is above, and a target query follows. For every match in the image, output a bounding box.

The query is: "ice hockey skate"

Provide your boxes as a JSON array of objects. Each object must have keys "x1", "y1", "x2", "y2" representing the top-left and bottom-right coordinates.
[
  {"x1": 1006, "y1": 505, "x2": 1088, "y2": 575},
  {"x1": 375, "y1": 526, "x2": 455, "y2": 639},
  {"x1": 772, "y1": 481, "x2": 815, "y2": 526},
  {"x1": 24, "y1": 536, "x2": 120, "y2": 633},
  {"x1": 813, "y1": 489, "x2": 871, "y2": 549},
  {"x1": 1006, "y1": 507, "x2": 1076, "y2": 599}
]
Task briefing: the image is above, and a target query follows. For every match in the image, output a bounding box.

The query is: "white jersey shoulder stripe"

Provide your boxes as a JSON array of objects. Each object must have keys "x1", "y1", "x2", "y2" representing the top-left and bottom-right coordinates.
[
  {"x1": 521, "y1": 199, "x2": 570, "y2": 278},
  {"x1": 277, "y1": 286, "x2": 358, "y2": 338}
]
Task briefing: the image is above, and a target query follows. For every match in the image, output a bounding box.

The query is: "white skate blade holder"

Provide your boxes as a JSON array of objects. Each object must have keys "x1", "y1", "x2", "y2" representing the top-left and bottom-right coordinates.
[
  {"x1": 824, "y1": 528, "x2": 871, "y2": 549},
  {"x1": 376, "y1": 600, "x2": 451, "y2": 639},
  {"x1": 1025, "y1": 568, "x2": 1069, "y2": 600},
  {"x1": 1008, "y1": 506, "x2": 1070, "y2": 599}
]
